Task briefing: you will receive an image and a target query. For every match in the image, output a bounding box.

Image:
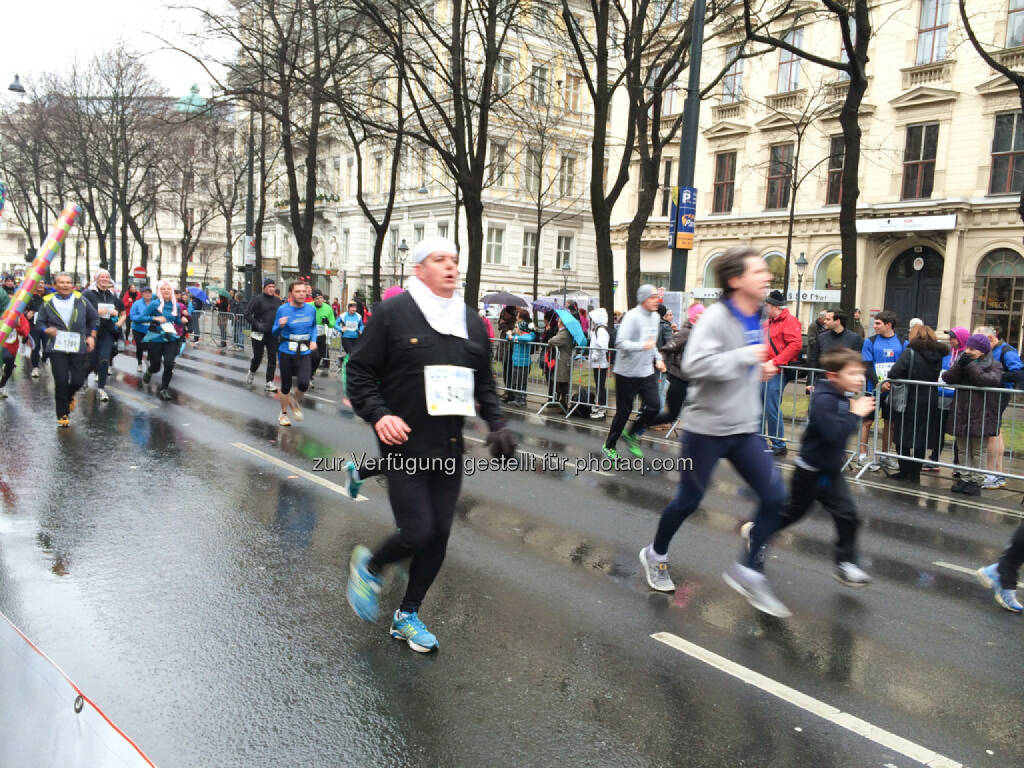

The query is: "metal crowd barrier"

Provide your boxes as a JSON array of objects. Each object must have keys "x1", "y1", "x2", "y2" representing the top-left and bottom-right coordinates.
[
  {"x1": 859, "y1": 377, "x2": 1024, "y2": 486},
  {"x1": 489, "y1": 337, "x2": 564, "y2": 415}
]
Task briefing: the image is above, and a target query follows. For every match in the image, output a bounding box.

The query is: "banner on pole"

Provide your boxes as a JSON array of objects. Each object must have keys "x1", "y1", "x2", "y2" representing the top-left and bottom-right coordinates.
[{"x1": 675, "y1": 186, "x2": 697, "y2": 250}]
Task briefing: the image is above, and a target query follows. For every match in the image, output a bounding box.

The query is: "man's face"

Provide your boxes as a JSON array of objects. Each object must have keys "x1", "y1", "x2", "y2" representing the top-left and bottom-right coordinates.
[
  {"x1": 313, "y1": 296, "x2": 323, "y2": 307},
  {"x1": 767, "y1": 304, "x2": 782, "y2": 320},
  {"x1": 97, "y1": 272, "x2": 111, "y2": 290},
  {"x1": 264, "y1": 283, "x2": 276, "y2": 296},
  {"x1": 641, "y1": 295, "x2": 660, "y2": 312},
  {"x1": 824, "y1": 311, "x2": 835, "y2": 330},
  {"x1": 730, "y1": 257, "x2": 772, "y2": 302},
  {"x1": 873, "y1": 317, "x2": 894, "y2": 337},
  {"x1": 415, "y1": 251, "x2": 459, "y2": 297},
  {"x1": 142, "y1": 290, "x2": 152, "y2": 302},
  {"x1": 54, "y1": 275, "x2": 73, "y2": 296},
  {"x1": 348, "y1": 304, "x2": 356, "y2": 314}
]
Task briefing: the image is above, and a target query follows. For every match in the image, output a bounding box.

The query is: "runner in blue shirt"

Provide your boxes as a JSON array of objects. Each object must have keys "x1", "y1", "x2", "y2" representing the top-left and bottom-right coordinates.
[
  {"x1": 272, "y1": 281, "x2": 318, "y2": 426},
  {"x1": 859, "y1": 310, "x2": 905, "y2": 469}
]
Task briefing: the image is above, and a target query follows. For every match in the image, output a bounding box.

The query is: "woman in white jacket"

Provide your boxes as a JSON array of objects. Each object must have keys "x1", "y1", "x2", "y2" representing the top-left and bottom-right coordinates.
[{"x1": 588, "y1": 307, "x2": 611, "y2": 418}]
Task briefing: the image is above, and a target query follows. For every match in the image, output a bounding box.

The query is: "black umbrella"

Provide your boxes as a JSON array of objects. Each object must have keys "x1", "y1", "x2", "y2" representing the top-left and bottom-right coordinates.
[{"x1": 481, "y1": 291, "x2": 529, "y2": 307}]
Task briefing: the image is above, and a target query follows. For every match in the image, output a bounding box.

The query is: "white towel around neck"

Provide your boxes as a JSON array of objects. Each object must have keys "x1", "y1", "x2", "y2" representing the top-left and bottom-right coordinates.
[{"x1": 405, "y1": 275, "x2": 468, "y2": 339}]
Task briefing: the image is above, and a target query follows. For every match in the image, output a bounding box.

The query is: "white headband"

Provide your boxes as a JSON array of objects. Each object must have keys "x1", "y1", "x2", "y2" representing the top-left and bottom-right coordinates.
[{"x1": 412, "y1": 236, "x2": 459, "y2": 264}]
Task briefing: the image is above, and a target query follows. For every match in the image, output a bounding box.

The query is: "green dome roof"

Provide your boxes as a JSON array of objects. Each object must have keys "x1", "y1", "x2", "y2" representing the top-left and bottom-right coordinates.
[{"x1": 175, "y1": 84, "x2": 208, "y2": 114}]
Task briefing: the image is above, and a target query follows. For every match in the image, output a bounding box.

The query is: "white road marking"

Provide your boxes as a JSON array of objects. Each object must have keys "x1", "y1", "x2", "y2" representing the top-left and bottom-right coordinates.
[
  {"x1": 651, "y1": 632, "x2": 963, "y2": 768},
  {"x1": 231, "y1": 442, "x2": 366, "y2": 502},
  {"x1": 932, "y1": 561, "x2": 981, "y2": 577},
  {"x1": 305, "y1": 394, "x2": 337, "y2": 404}
]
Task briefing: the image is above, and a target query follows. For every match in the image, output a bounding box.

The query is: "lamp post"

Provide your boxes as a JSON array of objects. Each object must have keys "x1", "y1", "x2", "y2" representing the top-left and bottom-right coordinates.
[
  {"x1": 8, "y1": 75, "x2": 25, "y2": 94},
  {"x1": 397, "y1": 239, "x2": 409, "y2": 286},
  {"x1": 794, "y1": 251, "x2": 808, "y2": 322},
  {"x1": 561, "y1": 259, "x2": 571, "y2": 307}
]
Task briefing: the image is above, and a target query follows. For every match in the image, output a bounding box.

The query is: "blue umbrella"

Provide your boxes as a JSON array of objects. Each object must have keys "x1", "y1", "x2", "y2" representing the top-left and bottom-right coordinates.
[
  {"x1": 532, "y1": 297, "x2": 558, "y2": 311},
  {"x1": 555, "y1": 309, "x2": 587, "y2": 347},
  {"x1": 187, "y1": 286, "x2": 209, "y2": 304}
]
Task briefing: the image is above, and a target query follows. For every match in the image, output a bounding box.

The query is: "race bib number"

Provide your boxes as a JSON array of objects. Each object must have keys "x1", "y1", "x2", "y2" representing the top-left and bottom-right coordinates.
[
  {"x1": 5, "y1": 331, "x2": 16, "y2": 345},
  {"x1": 289, "y1": 333, "x2": 310, "y2": 341},
  {"x1": 874, "y1": 362, "x2": 894, "y2": 381},
  {"x1": 316, "y1": 325, "x2": 326, "y2": 336},
  {"x1": 98, "y1": 302, "x2": 115, "y2": 317},
  {"x1": 424, "y1": 365, "x2": 476, "y2": 417},
  {"x1": 53, "y1": 331, "x2": 81, "y2": 354},
  {"x1": 344, "y1": 321, "x2": 358, "y2": 333},
  {"x1": 160, "y1": 322, "x2": 176, "y2": 335},
  {"x1": 251, "y1": 331, "x2": 264, "y2": 341}
]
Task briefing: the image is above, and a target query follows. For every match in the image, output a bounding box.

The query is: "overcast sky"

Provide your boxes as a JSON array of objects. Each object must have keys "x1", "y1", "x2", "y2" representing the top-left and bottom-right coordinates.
[{"x1": 1, "y1": 0, "x2": 230, "y2": 100}]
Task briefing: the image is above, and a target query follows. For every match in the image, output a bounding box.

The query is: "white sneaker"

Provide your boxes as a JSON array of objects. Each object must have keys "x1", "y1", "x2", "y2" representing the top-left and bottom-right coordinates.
[
  {"x1": 723, "y1": 563, "x2": 792, "y2": 618},
  {"x1": 882, "y1": 457, "x2": 899, "y2": 471},
  {"x1": 0, "y1": 387, "x2": 7, "y2": 399},
  {"x1": 264, "y1": 382, "x2": 278, "y2": 392},
  {"x1": 589, "y1": 409, "x2": 605, "y2": 419},
  {"x1": 834, "y1": 561, "x2": 872, "y2": 587},
  {"x1": 639, "y1": 547, "x2": 675, "y2": 592},
  {"x1": 97, "y1": 388, "x2": 110, "y2": 402},
  {"x1": 31, "y1": 369, "x2": 40, "y2": 379},
  {"x1": 136, "y1": 364, "x2": 143, "y2": 373},
  {"x1": 856, "y1": 453, "x2": 868, "y2": 465},
  {"x1": 982, "y1": 474, "x2": 1007, "y2": 489},
  {"x1": 246, "y1": 371, "x2": 255, "y2": 385}
]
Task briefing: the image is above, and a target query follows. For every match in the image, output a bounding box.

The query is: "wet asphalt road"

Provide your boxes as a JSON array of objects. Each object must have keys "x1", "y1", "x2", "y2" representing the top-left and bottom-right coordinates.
[{"x1": 1, "y1": 344, "x2": 1023, "y2": 768}]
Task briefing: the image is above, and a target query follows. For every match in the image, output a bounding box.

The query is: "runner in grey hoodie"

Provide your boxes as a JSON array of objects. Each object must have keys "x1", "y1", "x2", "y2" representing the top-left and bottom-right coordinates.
[
  {"x1": 602, "y1": 285, "x2": 666, "y2": 459},
  {"x1": 637, "y1": 247, "x2": 792, "y2": 617}
]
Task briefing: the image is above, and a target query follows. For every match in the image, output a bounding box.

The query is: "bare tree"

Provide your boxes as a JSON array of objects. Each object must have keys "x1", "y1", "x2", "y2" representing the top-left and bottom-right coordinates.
[
  {"x1": 744, "y1": 0, "x2": 872, "y2": 320},
  {"x1": 204, "y1": 112, "x2": 248, "y2": 287}
]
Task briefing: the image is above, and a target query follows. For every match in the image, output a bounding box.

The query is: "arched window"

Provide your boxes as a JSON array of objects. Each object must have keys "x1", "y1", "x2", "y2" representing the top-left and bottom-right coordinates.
[
  {"x1": 702, "y1": 252, "x2": 723, "y2": 289},
  {"x1": 814, "y1": 251, "x2": 842, "y2": 290},
  {"x1": 972, "y1": 248, "x2": 1024, "y2": 349},
  {"x1": 763, "y1": 252, "x2": 786, "y2": 292}
]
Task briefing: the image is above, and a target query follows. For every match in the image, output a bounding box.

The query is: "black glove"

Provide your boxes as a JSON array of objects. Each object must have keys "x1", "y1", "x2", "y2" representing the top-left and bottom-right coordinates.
[
  {"x1": 958, "y1": 352, "x2": 973, "y2": 367},
  {"x1": 486, "y1": 428, "x2": 518, "y2": 459}
]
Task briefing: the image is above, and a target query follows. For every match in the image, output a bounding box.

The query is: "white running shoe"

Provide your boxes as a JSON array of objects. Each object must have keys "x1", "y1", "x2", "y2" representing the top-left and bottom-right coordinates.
[
  {"x1": 590, "y1": 409, "x2": 606, "y2": 419},
  {"x1": 246, "y1": 371, "x2": 255, "y2": 385},
  {"x1": 982, "y1": 474, "x2": 1006, "y2": 489},
  {"x1": 639, "y1": 547, "x2": 675, "y2": 592},
  {"x1": 97, "y1": 388, "x2": 110, "y2": 402},
  {"x1": 136, "y1": 364, "x2": 143, "y2": 373},
  {"x1": 264, "y1": 381, "x2": 278, "y2": 392},
  {"x1": 723, "y1": 563, "x2": 792, "y2": 618},
  {"x1": 834, "y1": 561, "x2": 872, "y2": 587},
  {"x1": 882, "y1": 457, "x2": 899, "y2": 471},
  {"x1": 31, "y1": 368, "x2": 40, "y2": 379},
  {"x1": 0, "y1": 387, "x2": 7, "y2": 399}
]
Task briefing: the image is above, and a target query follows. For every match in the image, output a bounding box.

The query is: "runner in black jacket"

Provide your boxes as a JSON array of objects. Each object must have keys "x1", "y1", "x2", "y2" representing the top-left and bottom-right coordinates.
[
  {"x1": 244, "y1": 279, "x2": 283, "y2": 390},
  {"x1": 345, "y1": 236, "x2": 516, "y2": 653}
]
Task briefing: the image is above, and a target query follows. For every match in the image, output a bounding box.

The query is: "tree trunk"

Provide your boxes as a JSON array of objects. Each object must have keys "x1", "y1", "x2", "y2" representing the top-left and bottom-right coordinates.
[
  {"x1": 838, "y1": 76, "x2": 866, "y2": 321},
  {"x1": 224, "y1": 216, "x2": 234, "y2": 288},
  {"x1": 626, "y1": 183, "x2": 659, "y2": 308},
  {"x1": 371, "y1": 227, "x2": 384, "y2": 304},
  {"x1": 462, "y1": 191, "x2": 485, "y2": 309}
]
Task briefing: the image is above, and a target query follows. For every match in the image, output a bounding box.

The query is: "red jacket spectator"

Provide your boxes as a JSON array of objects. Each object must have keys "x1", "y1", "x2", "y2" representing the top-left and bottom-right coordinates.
[
  {"x1": 2, "y1": 312, "x2": 30, "y2": 356},
  {"x1": 765, "y1": 291, "x2": 802, "y2": 367}
]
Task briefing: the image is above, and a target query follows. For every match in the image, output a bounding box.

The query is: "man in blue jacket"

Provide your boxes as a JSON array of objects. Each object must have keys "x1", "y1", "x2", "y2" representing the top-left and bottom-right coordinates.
[
  {"x1": 978, "y1": 325, "x2": 1023, "y2": 488},
  {"x1": 337, "y1": 302, "x2": 364, "y2": 358},
  {"x1": 272, "y1": 281, "x2": 317, "y2": 426},
  {"x1": 859, "y1": 310, "x2": 906, "y2": 469}
]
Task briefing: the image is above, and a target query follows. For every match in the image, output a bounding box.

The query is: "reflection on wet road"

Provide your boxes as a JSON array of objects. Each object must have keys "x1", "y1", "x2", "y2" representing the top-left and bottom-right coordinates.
[{"x1": 1, "y1": 346, "x2": 1022, "y2": 767}]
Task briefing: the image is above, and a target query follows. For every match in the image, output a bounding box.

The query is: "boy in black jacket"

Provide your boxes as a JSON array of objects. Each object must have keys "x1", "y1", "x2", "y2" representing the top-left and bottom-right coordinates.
[{"x1": 739, "y1": 348, "x2": 876, "y2": 610}]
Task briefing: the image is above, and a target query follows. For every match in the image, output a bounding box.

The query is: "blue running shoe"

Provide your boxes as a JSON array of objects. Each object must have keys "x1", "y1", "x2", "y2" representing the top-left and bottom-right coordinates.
[
  {"x1": 976, "y1": 563, "x2": 1023, "y2": 612},
  {"x1": 345, "y1": 461, "x2": 364, "y2": 500},
  {"x1": 390, "y1": 610, "x2": 439, "y2": 653},
  {"x1": 346, "y1": 545, "x2": 382, "y2": 622}
]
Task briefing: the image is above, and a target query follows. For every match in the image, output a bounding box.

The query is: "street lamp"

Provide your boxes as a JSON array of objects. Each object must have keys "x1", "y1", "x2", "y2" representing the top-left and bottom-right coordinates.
[
  {"x1": 397, "y1": 239, "x2": 409, "y2": 286},
  {"x1": 794, "y1": 251, "x2": 808, "y2": 321},
  {"x1": 8, "y1": 75, "x2": 25, "y2": 94},
  {"x1": 561, "y1": 259, "x2": 571, "y2": 307}
]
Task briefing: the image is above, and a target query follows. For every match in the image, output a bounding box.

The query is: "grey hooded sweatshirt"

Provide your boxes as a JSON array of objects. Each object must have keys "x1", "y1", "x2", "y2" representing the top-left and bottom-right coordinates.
[
  {"x1": 679, "y1": 300, "x2": 765, "y2": 435},
  {"x1": 613, "y1": 305, "x2": 663, "y2": 377}
]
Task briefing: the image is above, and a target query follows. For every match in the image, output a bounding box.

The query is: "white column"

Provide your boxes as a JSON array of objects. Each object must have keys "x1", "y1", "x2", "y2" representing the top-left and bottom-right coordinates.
[{"x1": 938, "y1": 229, "x2": 962, "y2": 332}]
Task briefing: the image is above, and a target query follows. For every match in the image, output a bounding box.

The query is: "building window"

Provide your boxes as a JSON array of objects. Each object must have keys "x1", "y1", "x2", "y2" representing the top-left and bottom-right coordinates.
[
  {"x1": 826, "y1": 135, "x2": 845, "y2": 205},
  {"x1": 660, "y1": 160, "x2": 674, "y2": 217},
  {"x1": 990, "y1": 112, "x2": 1024, "y2": 194},
  {"x1": 522, "y1": 231, "x2": 537, "y2": 267},
  {"x1": 373, "y1": 154, "x2": 384, "y2": 194},
  {"x1": 437, "y1": 221, "x2": 449, "y2": 239},
  {"x1": 525, "y1": 149, "x2": 542, "y2": 194},
  {"x1": 342, "y1": 229, "x2": 350, "y2": 258},
  {"x1": 972, "y1": 249, "x2": 1024, "y2": 350},
  {"x1": 389, "y1": 227, "x2": 399, "y2": 262},
  {"x1": 1011, "y1": 0, "x2": 1024, "y2": 48},
  {"x1": 765, "y1": 143, "x2": 793, "y2": 210},
  {"x1": 530, "y1": 65, "x2": 548, "y2": 105},
  {"x1": 712, "y1": 152, "x2": 735, "y2": 214},
  {"x1": 414, "y1": 224, "x2": 424, "y2": 243},
  {"x1": 563, "y1": 73, "x2": 582, "y2": 111},
  {"x1": 722, "y1": 45, "x2": 743, "y2": 103},
  {"x1": 556, "y1": 234, "x2": 573, "y2": 269},
  {"x1": 777, "y1": 29, "x2": 802, "y2": 93},
  {"x1": 486, "y1": 226, "x2": 504, "y2": 264},
  {"x1": 345, "y1": 158, "x2": 353, "y2": 197},
  {"x1": 489, "y1": 142, "x2": 508, "y2": 186},
  {"x1": 902, "y1": 123, "x2": 939, "y2": 199},
  {"x1": 838, "y1": 17, "x2": 855, "y2": 81},
  {"x1": 494, "y1": 56, "x2": 513, "y2": 95},
  {"x1": 559, "y1": 155, "x2": 576, "y2": 197},
  {"x1": 418, "y1": 153, "x2": 429, "y2": 189},
  {"x1": 917, "y1": 0, "x2": 950, "y2": 65}
]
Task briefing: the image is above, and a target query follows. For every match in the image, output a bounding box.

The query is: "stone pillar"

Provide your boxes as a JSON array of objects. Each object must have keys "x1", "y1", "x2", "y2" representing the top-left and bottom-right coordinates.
[{"x1": 938, "y1": 229, "x2": 963, "y2": 331}]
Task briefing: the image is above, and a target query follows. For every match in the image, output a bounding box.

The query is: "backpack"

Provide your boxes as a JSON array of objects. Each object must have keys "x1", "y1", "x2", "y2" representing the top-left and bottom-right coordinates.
[{"x1": 992, "y1": 342, "x2": 1024, "y2": 389}]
